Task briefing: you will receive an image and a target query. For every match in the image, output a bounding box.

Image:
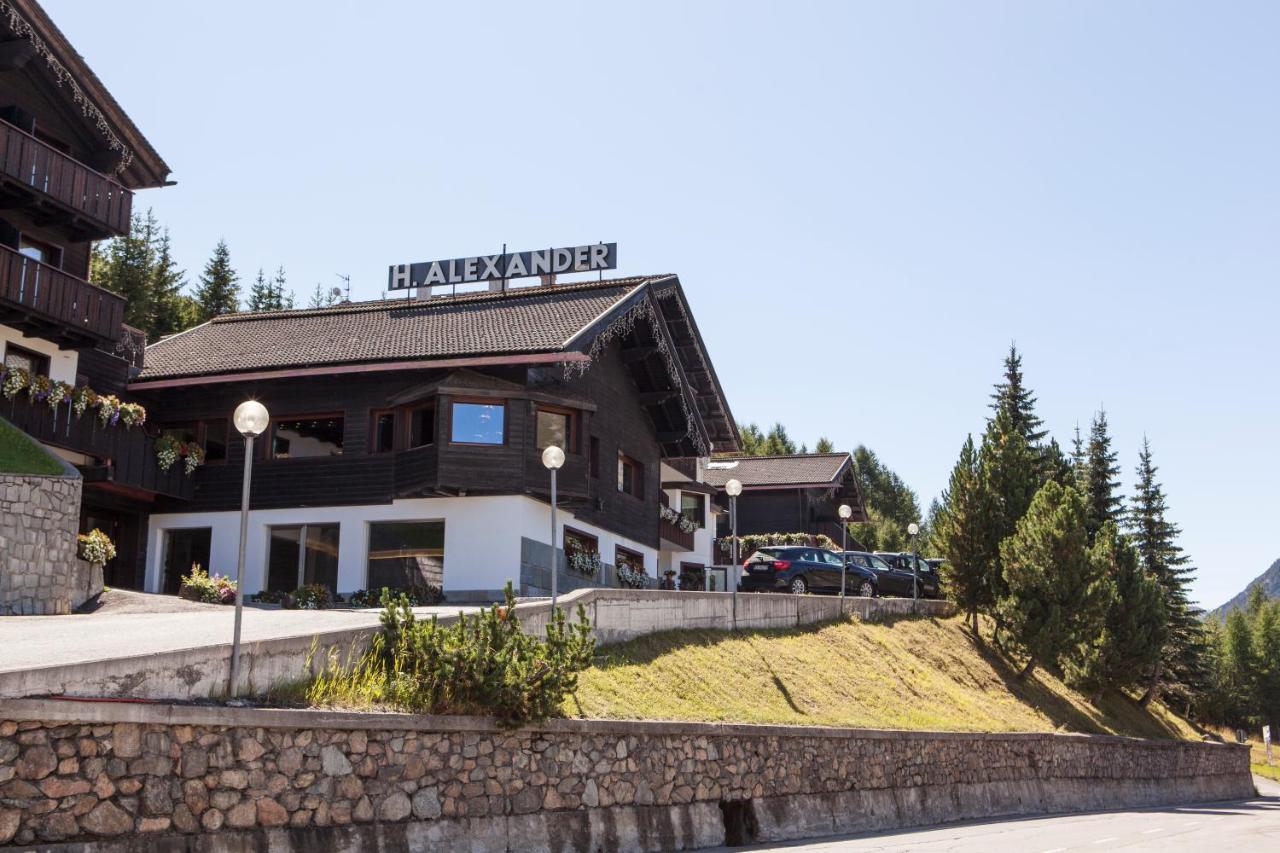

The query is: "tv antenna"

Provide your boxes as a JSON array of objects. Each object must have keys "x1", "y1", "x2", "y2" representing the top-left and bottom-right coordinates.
[{"x1": 335, "y1": 273, "x2": 351, "y2": 302}]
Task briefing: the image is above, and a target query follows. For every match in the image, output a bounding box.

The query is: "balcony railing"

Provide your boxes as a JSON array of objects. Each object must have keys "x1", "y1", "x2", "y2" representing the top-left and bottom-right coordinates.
[
  {"x1": 0, "y1": 242, "x2": 125, "y2": 342},
  {"x1": 5, "y1": 392, "x2": 193, "y2": 501},
  {"x1": 660, "y1": 513, "x2": 696, "y2": 551},
  {"x1": 0, "y1": 117, "x2": 133, "y2": 236}
]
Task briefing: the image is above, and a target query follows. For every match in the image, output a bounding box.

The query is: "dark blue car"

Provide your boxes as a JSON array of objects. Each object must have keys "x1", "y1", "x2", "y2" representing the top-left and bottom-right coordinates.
[{"x1": 738, "y1": 546, "x2": 879, "y2": 597}]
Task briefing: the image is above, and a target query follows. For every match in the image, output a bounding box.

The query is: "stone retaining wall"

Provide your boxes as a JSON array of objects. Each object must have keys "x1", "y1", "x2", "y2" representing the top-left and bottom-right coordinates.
[
  {"x1": 0, "y1": 469, "x2": 96, "y2": 616},
  {"x1": 0, "y1": 699, "x2": 1254, "y2": 851}
]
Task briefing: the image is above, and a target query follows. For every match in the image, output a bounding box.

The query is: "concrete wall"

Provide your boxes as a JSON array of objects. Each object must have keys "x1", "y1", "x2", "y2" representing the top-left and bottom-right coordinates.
[
  {"x1": 145, "y1": 495, "x2": 658, "y2": 601},
  {"x1": 0, "y1": 590, "x2": 954, "y2": 701},
  {"x1": 0, "y1": 700, "x2": 1254, "y2": 850},
  {"x1": 0, "y1": 465, "x2": 100, "y2": 616}
]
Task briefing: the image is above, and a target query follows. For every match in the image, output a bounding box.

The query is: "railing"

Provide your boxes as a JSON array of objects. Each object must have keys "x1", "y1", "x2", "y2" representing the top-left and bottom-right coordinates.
[
  {"x1": 0, "y1": 242, "x2": 125, "y2": 341},
  {"x1": 660, "y1": 513, "x2": 696, "y2": 551},
  {"x1": 0, "y1": 117, "x2": 133, "y2": 235},
  {"x1": 4, "y1": 393, "x2": 193, "y2": 500}
]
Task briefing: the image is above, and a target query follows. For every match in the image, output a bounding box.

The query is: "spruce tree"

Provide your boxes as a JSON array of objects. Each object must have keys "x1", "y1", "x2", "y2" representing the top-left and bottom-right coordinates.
[
  {"x1": 763, "y1": 423, "x2": 798, "y2": 455},
  {"x1": 1082, "y1": 409, "x2": 1122, "y2": 544},
  {"x1": 246, "y1": 268, "x2": 274, "y2": 312},
  {"x1": 101, "y1": 209, "x2": 158, "y2": 331},
  {"x1": 1066, "y1": 523, "x2": 1166, "y2": 701},
  {"x1": 934, "y1": 436, "x2": 996, "y2": 633},
  {"x1": 978, "y1": 407, "x2": 1039, "y2": 628},
  {"x1": 307, "y1": 282, "x2": 338, "y2": 309},
  {"x1": 149, "y1": 228, "x2": 189, "y2": 339},
  {"x1": 990, "y1": 344, "x2": 1048, "y2": 447},
  {"x1": 194, "y1": 239, "x2": 240, "y2": 320},
  {"x1": 272, "y1": 266, "x2": 293, "y2": 309},
  {"x1": 1128, "y1": 438, "x2": 1205, "y2": 707},
  {"x1": 996, "y1": 481, "x2": 1105, "y2": 679},
  {"x1": 1071, "y1": 424, "x2": 1087, "y2": 489},
  {"x1": 815, "y1": 437, "x2": 835, "y2": 453},
  {"x1": 737, "y1": 423, "x2": 766, "y2": 456}
]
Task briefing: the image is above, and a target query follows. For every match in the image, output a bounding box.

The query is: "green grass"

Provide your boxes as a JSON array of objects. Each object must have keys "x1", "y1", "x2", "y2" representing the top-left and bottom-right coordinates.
[
  {"x1": 565, "y1": 613, "x2": 1200, "y2": 740},
  {"x1": 0, "y1": 417, "x2": 62, "y2": 475}
]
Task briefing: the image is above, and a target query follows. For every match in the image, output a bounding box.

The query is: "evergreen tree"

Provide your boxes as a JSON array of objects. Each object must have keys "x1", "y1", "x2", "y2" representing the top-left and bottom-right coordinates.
[
  {"x1": 1071, "y1": 424, "x2": 1087, "y2": 489},
  {"x1": 149, "y1": 228, "x2": 189, "y2": 339},
  {"x1": 852, "y1": 445, "x2": 921, "y2": 528},
  {"x1": 1066, "y1": 523, "x2": 1166, "y2": 701},
  {"x1": 1041, "y1": 437, "x2": 1075, "y2": 487},
  {"x1": 272, "y1": 266, "x2": 294, "y2": 309},
  {"x1": 990, "y1": 344, "x2": 1048, "y2": 447},
  {"x1": 978, "y1": 406, "x2": 1039, "y2": 627},
  {"x1": 737, "y1": 423, "x2": 766, "y2": 456},
  {"x1": 934, "y1": 436, "x2": 996, "y2": 633},
  {"x1": 815, "y1": 436, "x2": 835, "y2": 453},
  {"x1": 101, "y1": 209, "x2": 158, "y2": 331},
  {"x1": 763, "y1": 423, "x2": 798, "y2": 456},
  {"x1": 1128, "y1": 438, "x2": 1206, "y2": 707},
  {"x1": 996, "y1": 481, "x2": 1105, "y2": 679},
  {"x1": 246, "y1": 268, "x2": 274, "y2": 312},
  {"x1": 193, "y1": 239, "x2": 240, "y2": 320},
  {"x1": 1082, "y1": 409, "x2": 1122, "y2": 543},
  {"x1": 307, "y1": 281, "x2": 339, "y2": 309}
]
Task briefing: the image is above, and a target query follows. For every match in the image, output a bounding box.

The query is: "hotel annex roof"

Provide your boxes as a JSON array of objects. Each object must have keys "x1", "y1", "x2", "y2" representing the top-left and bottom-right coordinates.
[{"x1": 703, "y1": 452, "x2": 854, "y2": 489}]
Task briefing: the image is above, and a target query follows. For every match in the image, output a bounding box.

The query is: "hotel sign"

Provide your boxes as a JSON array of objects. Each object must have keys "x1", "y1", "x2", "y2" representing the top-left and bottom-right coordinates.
[{"x1": 388, "y1": 243, "x2": 617, "y2": 292}]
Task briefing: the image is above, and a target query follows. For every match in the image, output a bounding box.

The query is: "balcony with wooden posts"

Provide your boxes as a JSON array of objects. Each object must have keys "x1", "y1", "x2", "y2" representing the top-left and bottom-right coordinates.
[
  {"x1": 0, "y1": 241, "x2": 125, "y2": 344},
  {"x1": 0, "y1": 116, "x2": 133, "y2": 239},
  {"x1": 660, "y1": 510, "x2": 696, "y2": 551},
  {"x1": 4, "y1": 392, "x2": 193, "y2": 501}
]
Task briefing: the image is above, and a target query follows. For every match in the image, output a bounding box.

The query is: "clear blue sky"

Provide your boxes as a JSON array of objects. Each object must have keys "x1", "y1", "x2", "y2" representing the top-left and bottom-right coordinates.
[{"x1": 48, "y1": 1, "x2": 1278, "y2": 609}]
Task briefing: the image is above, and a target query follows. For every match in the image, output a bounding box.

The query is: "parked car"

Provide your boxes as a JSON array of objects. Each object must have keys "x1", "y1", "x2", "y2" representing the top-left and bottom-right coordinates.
[
  {"x1": 872, "y1": 551, "x2": 942, "y2": 598},
  {"x1": 739, "y1": 546, "x2": 878, "y2": 597}
]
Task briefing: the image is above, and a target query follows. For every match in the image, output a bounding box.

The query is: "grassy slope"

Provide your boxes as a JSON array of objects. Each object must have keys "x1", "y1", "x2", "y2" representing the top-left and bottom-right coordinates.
[
  {"x1": 567, "y1": 614, "x2": 1199, "y2": 740},
  {"x1": 0, "y1": 417, "x2": 62, "y2": 475}
]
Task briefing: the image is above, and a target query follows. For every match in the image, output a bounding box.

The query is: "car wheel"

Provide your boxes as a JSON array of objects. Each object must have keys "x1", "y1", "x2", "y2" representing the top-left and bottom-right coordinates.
[
  {"x1": 858, "y1": 580, "x2": 875, "y2": 598},
  {"x1": 789, "y1": 576, "x2": 808, "y2": 595}
]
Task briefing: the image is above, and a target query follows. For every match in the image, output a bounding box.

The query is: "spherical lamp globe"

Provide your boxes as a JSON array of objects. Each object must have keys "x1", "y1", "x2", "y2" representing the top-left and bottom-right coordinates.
[
  {"x1": 541, "y1": 445, "x2": 565, "y2": 470},
  {"x1": 725, "y1": 478, "x2": 743, "y2": 498},
  {"x1": 233, "y1": 400, "x2": 269, "y2": 437}
]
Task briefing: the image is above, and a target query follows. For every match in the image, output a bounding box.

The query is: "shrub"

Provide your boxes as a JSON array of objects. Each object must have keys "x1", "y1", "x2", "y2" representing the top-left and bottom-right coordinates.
[
  {"x1": 76, "y1": 529, "x2": 116, "y2": 565},
  {"x1": 251, "y1": 589, "x2": 291, "y2": 605},
  {"x1": 179, "y1": 563, "x2": 237, "y2": 605},
  {"x1": 348, "y1": 585, "x2": 443, "y2": 608},
  {"x1": 306, "y1": 582, "x2": 594, "y2": 725},
  {"x1": 291, "y1": 584, "x2": 334, "y2": 610}
]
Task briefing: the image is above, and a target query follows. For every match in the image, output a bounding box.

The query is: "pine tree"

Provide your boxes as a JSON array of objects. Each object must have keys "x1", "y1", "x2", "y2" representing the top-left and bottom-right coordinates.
[
  {"x1": 763, "y1": 423, "x2": 798, "y2": 455},
  {"x1": 1071, "y1": 424, "x2": 1086, "y2": 489},
  {"x1": 272, "y1": 266, "x2": 293, "y2": 309},
  {"x1": 996, "y1": 481, "x2": 1106, "y2": 679},
  {"x1": 1041, "y1": 437, "x2": 1075, "y2": 487},
  {"x1": 852, "y1": 445, "x2": 921, "y2": 528},
  {"x1": 934, "y1": 436, "x2": 996, "y2": 633},
  {"x1": 193, "y1": 239, "x2": 240, "y2": 320},
  {"x1": 1128, "y1": 438, "x2": 1205, "y2": 707},
  {"x1": 246, "y1": 268, "x2": 274, "y2": 312},
  {"x1": 100, "y1": 209, "x2": 158, "y2": 331},
  {"x1": 1082, "y1": 409, "x2": 1122, "y2": 544},
  {"x1": 990, "y1": 344, "x2": 1048, "y2": 447},
  {"x1": 1066, "y1": 523, "x2": 1167, "y2": 701},
  {"x1": 978, "y1": 407, "x2": 1039, "y2": 626},
  {"x1": 815, "y1": 437, "x2": 835, "y2": 453},
  {"x1": 307, "y1": 282, "x2": 338, "y2": 309},
  {"x1": 149, "y1": 228, "x2": 189, "y2": 339},
  {"x1": 737, "y1": 423, "x2": 766, "y2": 456}
]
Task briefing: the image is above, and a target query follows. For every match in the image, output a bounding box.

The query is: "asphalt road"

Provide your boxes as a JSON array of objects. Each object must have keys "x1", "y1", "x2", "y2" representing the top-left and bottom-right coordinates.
[{"x1": 723, "y1": 777, "x2": 1280, "y2": 852}]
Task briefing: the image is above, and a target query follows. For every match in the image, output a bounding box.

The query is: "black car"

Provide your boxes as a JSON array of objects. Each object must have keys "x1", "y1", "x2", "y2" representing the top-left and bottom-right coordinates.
[
  {"x1": 872, "y1": 551, "x2": 942, "y2": 598},
  {"x1": 739, "y1": 546, "x2": 878, "y2": 597}
]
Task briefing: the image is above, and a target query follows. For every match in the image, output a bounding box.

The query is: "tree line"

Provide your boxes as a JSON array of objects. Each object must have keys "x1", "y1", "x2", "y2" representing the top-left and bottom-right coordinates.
[
  {"x1": 91, "y1": 210, "x2": 344, "y2": 342},
  {"x1": 1200, "y1": 586, "x2": 1280, "y2": 731}
]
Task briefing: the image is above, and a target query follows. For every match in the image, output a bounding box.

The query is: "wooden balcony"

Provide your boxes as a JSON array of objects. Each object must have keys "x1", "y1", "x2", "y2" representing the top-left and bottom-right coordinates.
[
  {"x1": 0, "y1": 242, "x2": 125, "y2": 344},
  {"x1": 0, "y1": 117, "x2": 133, "y2": 239},
  {"x1": 660, "y1": 513, "x2": 696, "y2": 551},
  {"x1": 5, "y1": 393, "x2": 193, "y2": 501}
]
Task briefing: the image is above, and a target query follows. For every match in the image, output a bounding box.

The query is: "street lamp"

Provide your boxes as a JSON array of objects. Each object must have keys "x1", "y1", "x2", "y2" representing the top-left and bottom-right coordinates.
[
  {"x1": 228, "y1": 399, "x2": 269, "y2": 698},
  {"x1": 725, "y1": 478, "x2": 742, "y2": 631},
  {"x1": 542, "y1": 445, "x2": 565, "y2": 612},
  {"x1": 907, "y1": 522, "x2": 920, "y2": 606},
  {"x1": 838, "y1": 504, "x2": 853, "y2": 602}
]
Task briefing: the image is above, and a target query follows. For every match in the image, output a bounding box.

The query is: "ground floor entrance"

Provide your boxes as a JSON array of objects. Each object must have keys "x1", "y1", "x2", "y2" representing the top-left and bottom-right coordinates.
[{"x1": 79, "y1": 488, "x2": 152, "y2": 592}]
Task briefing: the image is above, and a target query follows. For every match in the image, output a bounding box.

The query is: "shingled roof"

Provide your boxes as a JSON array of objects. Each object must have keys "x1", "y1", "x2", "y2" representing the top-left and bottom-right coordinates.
[
  {"x1": 703, "y1": 453, "x2": 853, "y2": 489},
  {"x1": 139, "y1": 277, "x2": 662, "y2": 382}
]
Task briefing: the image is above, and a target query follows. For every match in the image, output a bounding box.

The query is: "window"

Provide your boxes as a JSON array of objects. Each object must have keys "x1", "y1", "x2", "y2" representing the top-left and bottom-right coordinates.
[
  {"x1": 161, "y1": 528, "x2": 211, "y2": 596},
  {"x1": 617, "y1": 452, "x2": 643, "y2": 499},
  {"x1": 680, "y1": 492, "x2": 706, "y2": 528},
  {"x1": 563, "y1": 527, "x2": 599, "y2": 563},
  {"x1": 2, "y1": 343, "x2": 49, "y2": 377},
  {"x1": 615, "y1": 545, "x2": 645, "y2": 574},
  {"x1": 450, "y1": 400, "x2": 504, "y2": 445},
  {"x1": 203, "y1": 420, "x2": 228, "y2": 463},
  {"x1": 367, "y1": 520, "x2": 444, "y2": 589},
  {"x1": 272, "y1": 415, "x2": 344, "y2": 458},
  {"x1": 407, "y1": 404, "x2": 435, "y2": 448},
  {"x1": 371, "y1": 410, "x2": 396, "y2": 453},
  {"x1": 266, "y1": 524, "x2": 340, "y2": 593},
  {"x1": 18, "y1": 235, "x2": 61, "y2": 268},
  {"x1": 535, "y1": 407, "x2": 573, "y2": 452}
]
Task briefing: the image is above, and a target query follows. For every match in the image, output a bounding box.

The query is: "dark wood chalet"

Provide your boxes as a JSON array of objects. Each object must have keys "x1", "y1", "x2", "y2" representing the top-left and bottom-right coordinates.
[
  {"x1": 129, "y1": 276, "x2": 739, "y2": 601},
  {"x1": 0, "y1": 0, "x2": 174, "y2": 589}
]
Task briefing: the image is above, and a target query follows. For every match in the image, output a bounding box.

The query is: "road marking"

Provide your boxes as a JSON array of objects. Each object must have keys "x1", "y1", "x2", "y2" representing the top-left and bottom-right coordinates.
[
  {"x1": 1093, "y1": 838, "x2": 1119, "y2": 845},
  {"x1": 1040, "y1": 848, "x2": 1067, "y2": 853},
  {"x1": 1142, "y1": 828, "x2": 1164, "y2": 834},
  {"x1": 1183, "y1": 821, "x2": 1200, "y2": 826}
]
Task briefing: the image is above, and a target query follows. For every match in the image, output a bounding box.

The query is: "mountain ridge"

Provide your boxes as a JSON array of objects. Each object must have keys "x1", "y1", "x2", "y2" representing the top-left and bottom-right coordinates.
[{"x1": 1211, "y1": 558, "x2": 1280, "y2": 619}]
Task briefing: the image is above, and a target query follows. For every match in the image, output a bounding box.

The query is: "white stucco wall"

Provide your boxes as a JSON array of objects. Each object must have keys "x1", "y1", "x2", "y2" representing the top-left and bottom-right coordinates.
[
  {"x1": 145, "y1": 494, "x2": 658, "y2": 598},
  {"x1": 0, "y1": 325, "x2": 78, "y2": 385}
]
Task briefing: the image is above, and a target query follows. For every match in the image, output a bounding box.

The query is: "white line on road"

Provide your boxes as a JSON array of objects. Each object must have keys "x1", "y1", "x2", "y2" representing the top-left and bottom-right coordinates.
[
  {"x1": 1182, "y1": 821, "x2": 1199, "y2": 826},
  {"x1": 1142, "y1": 828, "x2": 1164, "y2": 834},
  {"x1": 1040, "y1": 848, "x2": 1067, "y2": 853},
  {"x1": 1093, "y1": 838, "x2": 1119, "y2": 845}
]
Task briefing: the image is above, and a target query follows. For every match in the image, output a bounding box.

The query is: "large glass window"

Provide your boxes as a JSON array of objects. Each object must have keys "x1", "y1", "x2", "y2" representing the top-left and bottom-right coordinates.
[
  {"x1": 367, "y1": 521, "x2": 445, "y2": 589},
  {"x1": 680, "y1": 492, "x2": 706, "y2": 528},
  {"x1": 266, "y1": 524, "x2": 340, "y2": 593},
  {"x1": 203, "y1": 419, "x2": 228, "y2": 463},
  {"x1": 371, "y1": 411, "x2": 396, "y2": 453},
  {"x1": 450, "y1": 401, "x2": 504, "y2": 445},
  {"x1": 272, "y1": 415, "x2": 344, "y2": 458},
  {"x1": 407, "y1": 404, "x2": 435, "y2": 447},
  {"x1": 536, "y1": 408, "x2": 571, "y2": 451}
]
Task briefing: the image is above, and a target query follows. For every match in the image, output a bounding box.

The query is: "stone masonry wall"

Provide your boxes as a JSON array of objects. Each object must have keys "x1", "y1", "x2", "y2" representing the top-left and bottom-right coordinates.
[
  {"x1": 0, "y1": 701, "x2": 1253, "y2": 850},
  {"x1": 0, "y1": 472, "x2": 92, "y2": 616}
]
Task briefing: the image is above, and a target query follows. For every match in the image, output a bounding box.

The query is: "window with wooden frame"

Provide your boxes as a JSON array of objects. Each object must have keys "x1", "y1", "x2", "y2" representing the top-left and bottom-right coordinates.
[
  {"x1": 615, "y1": 545, "x2": 645, "y2": 575},
  {"x1": 563, "y1": 527, "x2": 599, "y2": 563},
  {"x1": 370, "y1": 410, "x2": 396, "y2": 453},
  {"x1": 406, "y1": 403, "x2": 435, "y2": 448},
  {"x1": 272, "y1": 414, "x2": 345, "y2": 458},
  {"x1": 17, "y1": 234, "x2": 62, "y2": 268},
  {"x1": 159, "y1": 420, "x2": 229, "y2": 464},
  {"x1": 617, "y1": 452, "x2": 644, "y2": 499},
  {"x1": 2, "y1": 343, "x2": 50, "y2": 377},
  {"x1": 535, "y1": 405, "x2": 575, "y2": 452},
  {"x1": 449, "y1": 399, "x2": 505, "y2": 445},
  {"x1": 680, "y1": 492, "x2": 706, "y2": 529}
]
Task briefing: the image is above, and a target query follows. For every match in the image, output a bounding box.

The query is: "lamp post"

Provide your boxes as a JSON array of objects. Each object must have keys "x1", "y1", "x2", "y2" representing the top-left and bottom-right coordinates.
[
  {"x1": 542, "y1": 445, "x2": 565, "y2": 612},
  {"x1": 725, "y1": 478, "x2": 742, "y2": 631},
  {"x1": 228, "y1": 400, "x2": 269, "y2": 698},
  {"x1": 838, "y1": 504, "x2": 853, "y2": 603},
  {"x1": 907, "y1": 522, "x2": 920, "y2": 607}
]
